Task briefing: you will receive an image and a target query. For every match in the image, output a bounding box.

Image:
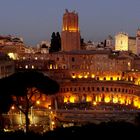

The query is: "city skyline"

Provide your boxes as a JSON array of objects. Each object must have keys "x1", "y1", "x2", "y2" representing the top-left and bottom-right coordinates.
[{"x1": 0, "y1": 0, "x2": 140, "y2": 46}]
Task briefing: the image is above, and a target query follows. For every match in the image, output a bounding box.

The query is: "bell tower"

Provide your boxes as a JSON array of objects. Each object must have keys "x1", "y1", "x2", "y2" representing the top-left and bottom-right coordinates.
[{"x1": 61, "y1": 9, "x2": 80, "y2": 51}]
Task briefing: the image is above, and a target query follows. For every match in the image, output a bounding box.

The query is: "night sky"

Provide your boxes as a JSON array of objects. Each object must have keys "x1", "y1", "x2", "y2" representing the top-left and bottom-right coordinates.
[{"x1": 0, "y1": 0, "x2": 140, "y2": 46}]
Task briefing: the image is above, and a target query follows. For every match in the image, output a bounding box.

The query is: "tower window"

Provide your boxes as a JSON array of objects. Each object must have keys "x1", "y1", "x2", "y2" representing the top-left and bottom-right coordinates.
[{"x1": 72, "y1": 57, "x2": 75, "y2": 62}]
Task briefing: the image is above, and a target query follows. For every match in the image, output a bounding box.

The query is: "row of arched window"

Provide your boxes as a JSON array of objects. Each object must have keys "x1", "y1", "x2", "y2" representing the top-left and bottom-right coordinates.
[{"x1": 60, "y1": 86, "x2": 134, "y2": 94}]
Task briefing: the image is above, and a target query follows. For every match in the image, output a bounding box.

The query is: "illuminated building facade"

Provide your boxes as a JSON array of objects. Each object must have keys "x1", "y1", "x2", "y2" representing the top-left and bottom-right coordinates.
[
  {"x1": 14, "y1": 10, "x2": 140, "y2": 115},
  {"x1": 61, "y1": 9, "x2": 80, "y2": 51},
  {"x1": 115, "y1": 30, "x2": 140, "y2": 55},
  {"x1": 0, "y1": 52, "x2": 15, "y2": 78},
  {"x1": 4, "y1": 10, "x2": 140, "y2": 127},
  {"x1": 115, "y1": 32, "x2": 129, "y2": 51}
]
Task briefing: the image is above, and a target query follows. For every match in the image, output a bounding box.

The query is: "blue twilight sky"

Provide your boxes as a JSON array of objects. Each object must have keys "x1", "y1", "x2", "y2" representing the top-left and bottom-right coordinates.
[{"x1": 0, "y1": 0, "x2": 140, "y2": 46}]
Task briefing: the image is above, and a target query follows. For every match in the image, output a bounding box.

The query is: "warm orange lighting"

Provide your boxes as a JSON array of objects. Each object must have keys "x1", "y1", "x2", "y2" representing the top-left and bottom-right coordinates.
[
  {"x1": 25, "y1": 65, "x2": 28, "y2": 69},
  {"x1": 99, "y1": 77, "x2": 103, "y2": 81},
  {"x1": 91, "y1": 74, "x2": 95, "y2": 78},
  {"x1": 106, "y1": 76, "x2": 110, "y2": 81},
  {"x1": 78, "y1": 75, "x2": 83, "y2": 79},
  {"x1": 86, "y1": 96, "x2": 92, "y2": 102},
  {"x1": 93, "y1": 101, "x2": 97, "y2": 106},
  {"x1": 51, "y1": 121, "x2": 55, "y2": 125},
  {"x1": 36, "y1": 100, "x2": 40, "y2": 105},
  {"x1": 69, "y1": 96, "x2": 75, "y2": 103},
  {"x1": 69, "y1": 28, "x2": 77, "y2": 32},
  {"x1": 32, "y1": 65, "x2": 34, "y2": 69},
  {"x1": 35, "y1": 57, "x2": 38, "y2": 60},
  {"x1": 55, "y1": 64, "x2": 58, "y2": 69},
  {"x1": 8, "y1": 53, "x2": 17, "y2": 60},
  {"x1": 50, "y1": 64, "x2": 53, "y2": 69},
  {"x1": 95, "y1": 95, "x2": 102, "y2": 102},
  {"x1": 104, "y1": 96, "x2": 111, "y2": 103},
  {"x1": 84, "y1": 75, "x2": 88, "y2": 78},
  {"x1": 113, "y1": 97, "x2": 118, "y2": 103},
  {"x1": 72, "y1": 75, "x2": 76, "y2": 79},
  {"x1": 64, "y1": 97, "x2": 69, "y2": 103},
  {"x1": 119, "y1": 97, "x2": 125, "y2": 104},
  {"x1": 11, "y1": 106, "x2": 15, "y2": 110},
  {"x1": 48, "y1": 106, "x2": 51, "y2": 110}
]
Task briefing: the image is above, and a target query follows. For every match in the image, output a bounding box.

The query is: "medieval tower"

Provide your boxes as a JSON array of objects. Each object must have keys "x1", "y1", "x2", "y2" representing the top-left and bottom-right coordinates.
[{"x1": 61, "y1": 9, "x2": 80, "y2": 51}]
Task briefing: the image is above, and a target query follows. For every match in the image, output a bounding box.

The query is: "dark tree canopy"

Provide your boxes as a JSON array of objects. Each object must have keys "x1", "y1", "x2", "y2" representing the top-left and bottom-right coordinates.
[
  {"x1": 50, "y1": 32, "x2": 61, "y2": 52},
  {"x1": 80, "y1": 36, "x2": 86, "y2": 50},
  {"x1": 0, "y1": 71, "x2": 59, "y2": 96},
  {"x1": 0, "y1": 95, "x2": 13, "y2": 114}
]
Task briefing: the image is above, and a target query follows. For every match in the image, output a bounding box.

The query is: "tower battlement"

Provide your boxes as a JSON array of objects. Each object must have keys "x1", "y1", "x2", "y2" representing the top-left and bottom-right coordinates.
[{"x1": 61, "y1": 9, "x2": 80, "y2": 51}]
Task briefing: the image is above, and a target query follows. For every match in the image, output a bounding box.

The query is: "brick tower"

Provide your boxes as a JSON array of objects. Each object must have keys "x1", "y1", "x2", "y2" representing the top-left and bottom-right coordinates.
[{"x1": 61, "y1": 9, "x2": 80, "y2": 51}]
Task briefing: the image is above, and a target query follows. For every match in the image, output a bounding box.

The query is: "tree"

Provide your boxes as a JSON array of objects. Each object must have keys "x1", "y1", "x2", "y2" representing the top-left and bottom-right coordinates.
[
  {"x1": 0, "y1": 71, "x2": 59, "y2": 132},
  {"x1": 50, "y1": 32, "x2": 61, "y2": 52},
  {"x1": 80, "y1": 36, "x2": 86, "y2": 50},
  {"x1": 0, "y1": 95, "x2": 13, "y2": 130},
  {"x1": 56, "y1": 32, "x2": 61, "y2": 51}
]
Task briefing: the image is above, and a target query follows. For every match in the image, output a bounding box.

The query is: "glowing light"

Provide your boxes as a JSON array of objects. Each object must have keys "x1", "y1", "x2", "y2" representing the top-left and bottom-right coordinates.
[
  {"x1": 119, "y1": 97, "x2": 125, "y2": 104},
  {"x1": 72, "y1": 75, "x2": 76, "y2": 79},
  {"x1": 69, "y1": 28, "x2": 77, "y2": 32},
  {"x1": 31, "y1": 65, "x2": 34, "y2": 69},
  {"x1": 104, "y1": 96, "x2": 111, "y2": 103},
  {"x1": 86, "y1": 96, "x2": 92, "y2": 102},
  {"x1": 84, "y1": 75, "x2": 88, "y2": 78},
  {"x1": 25, "y1": 65, "x2": 28, "y2": 69},
  {"x1": 35, "y1": 57, "x2": 38, "y2": 60},
  {"x1": 113, "y1": 97, "x2": 118, "y2": 103},
  {"x1": 50, "y1": 64, "x2": 53, "y2": 69},
  {"x1": 8, "y1": 53, "x2": 17, "y2": 60},
  {"x1": 11, "y1": 106, "x2": 15, "y2": 110},
  {"x1": 51, "y1": 121, "x2": 55, "y2": 125},
  {"x1": 55, "y1": 64, "x2": 58, "y2": 69},
  {"x1": 36, "y1": 100, "x2": 40, "y2": 105},
  {"x1": 106, "y1": 76, "x2": 110, "y2": 81},
  {"x1": 69, "y1": 96, "x2": 75, "y2": 103},
  {"x1": 133, "y1": 100, "x2": 139, "y2": 107},
  {"x1": 78, "y1": 75, "x2": 83, "y2": 79},
  {"x1": 95, "y1": 95, "x2": 102, "y2": 102},
  {"x1": 99, "y1": 77, "x2": 103, "y2": 81},
  {"x1": 91, "y1": 74, "x2": 95, "y2": 78},
  {"x1": 48, "y1": 106, "x2": 51, "y2": 110},
  {"x1": 64, "y1": 97, "x2": 69, "y2": 103},
  {"x1": 93, "y1": 101, "x2": 97, "y2": 106}
]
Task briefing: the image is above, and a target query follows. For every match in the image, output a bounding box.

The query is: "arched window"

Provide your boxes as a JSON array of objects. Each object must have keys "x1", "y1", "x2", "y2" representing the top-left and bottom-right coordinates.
[
  {"x1": 110, "y1": 77, "x2": 113, "y2": 80},
  {"x1": 97, "y1": 87, "x2": 100, "y2": 91},
  {"x1": 72, "y1": 57, "x2": 75, "y2": 62},
  {"x1": 106, "y1": 88, "x2": 109, "y2": 92},
  {"x1": 102, "y1": 87, "x2": 104, "y2": 91}
]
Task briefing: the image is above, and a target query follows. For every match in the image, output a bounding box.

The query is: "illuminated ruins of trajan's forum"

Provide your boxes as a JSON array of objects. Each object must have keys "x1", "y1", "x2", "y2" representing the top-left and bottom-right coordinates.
[{"x1": 2, "y1": 9, "x2": 140, "y2": 125}]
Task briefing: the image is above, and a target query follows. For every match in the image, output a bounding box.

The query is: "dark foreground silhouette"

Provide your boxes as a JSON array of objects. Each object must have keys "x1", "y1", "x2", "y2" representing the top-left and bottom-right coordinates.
[{"x1": 0, "y1": 121, "x2": 140, "y2": 140}]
